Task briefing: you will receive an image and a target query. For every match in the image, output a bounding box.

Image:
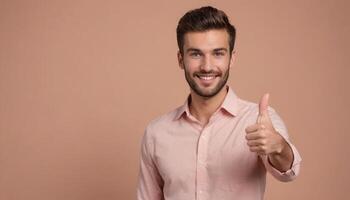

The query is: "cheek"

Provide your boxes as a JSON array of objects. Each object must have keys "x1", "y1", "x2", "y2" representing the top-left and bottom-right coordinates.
[
  {"x1": 184, "y1": 59, "x2": 200, "y2": 71},
  {"x1": 215, "y1": 57, "x2": 230, "y2": 65},
  {"x1": 211, "y1": 61, "x2": 229, "y2": 72}
]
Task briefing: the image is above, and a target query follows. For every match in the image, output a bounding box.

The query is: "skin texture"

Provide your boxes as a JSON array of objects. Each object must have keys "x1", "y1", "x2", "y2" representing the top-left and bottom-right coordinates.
[
  {"x1": 245, "y1": 94, "x2": 294, "y2": 172},
  {"x1": 177, "y1": 29, "x2": 235, "y2": 125},
  {"x1": 177, "y1": 29, "x2": 294, "y2": 172}
]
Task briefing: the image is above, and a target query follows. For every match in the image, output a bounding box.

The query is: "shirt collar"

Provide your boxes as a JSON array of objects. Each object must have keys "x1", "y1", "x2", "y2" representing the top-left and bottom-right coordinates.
[{"x1": 174, "y1": 86, "x2": 240, "y2": 120}]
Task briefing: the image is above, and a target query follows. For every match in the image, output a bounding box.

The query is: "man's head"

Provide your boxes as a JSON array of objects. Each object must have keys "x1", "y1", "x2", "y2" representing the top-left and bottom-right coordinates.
[
  {"x1": 176, "y1": 6, "x2": 236, "y2": 98},
  {"x1": 176, "y1": 6, "x2": 236, "y2": 56}
]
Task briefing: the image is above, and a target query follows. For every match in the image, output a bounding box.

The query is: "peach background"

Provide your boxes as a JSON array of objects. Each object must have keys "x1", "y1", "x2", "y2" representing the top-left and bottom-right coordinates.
[{"x1": 1, "y1": 0, "x2": 349, "y2": 199}]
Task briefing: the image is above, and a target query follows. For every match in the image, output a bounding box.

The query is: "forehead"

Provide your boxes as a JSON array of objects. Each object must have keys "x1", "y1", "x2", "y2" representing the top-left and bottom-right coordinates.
[{"x1": 183, "y1": 29, "x2": 229, "y2": 51}]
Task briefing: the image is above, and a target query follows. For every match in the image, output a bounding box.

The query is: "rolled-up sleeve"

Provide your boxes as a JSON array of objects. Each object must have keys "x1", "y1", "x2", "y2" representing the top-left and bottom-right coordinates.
[
  {"x1": 260, "y1": 141, "x2": 302, "y2": 182},
  {"x1": 137, "y1": 127, "x2": 164, "y2": 200},
  {"x1": 261, "y1": 107, "x2": 302, "y2": 182}
]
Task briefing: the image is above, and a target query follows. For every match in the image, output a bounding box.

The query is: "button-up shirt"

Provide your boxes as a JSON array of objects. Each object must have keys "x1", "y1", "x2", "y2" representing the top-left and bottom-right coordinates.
[{"x1": 137, "y1": 87, "x2": 301, "y2": 200}]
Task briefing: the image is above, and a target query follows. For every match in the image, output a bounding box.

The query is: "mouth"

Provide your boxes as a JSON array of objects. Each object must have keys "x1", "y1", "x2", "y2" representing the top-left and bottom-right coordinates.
[
  {"x1": 195, "y1": 73, "x2": 220, "y2": 86},
  {"x1": 196, "y1": 74, "x2": 217, "y2": 80}
]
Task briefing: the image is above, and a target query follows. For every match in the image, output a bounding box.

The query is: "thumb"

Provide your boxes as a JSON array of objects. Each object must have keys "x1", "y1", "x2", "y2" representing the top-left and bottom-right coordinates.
[{"x1": 257, "y1": 93, "x2": 270, "y2": 123}]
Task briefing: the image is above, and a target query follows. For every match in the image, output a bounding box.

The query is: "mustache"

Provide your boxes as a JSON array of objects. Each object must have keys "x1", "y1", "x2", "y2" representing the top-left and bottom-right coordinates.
[{"x1": 194, "y1": 70, "x2": 221, "y2": 76}]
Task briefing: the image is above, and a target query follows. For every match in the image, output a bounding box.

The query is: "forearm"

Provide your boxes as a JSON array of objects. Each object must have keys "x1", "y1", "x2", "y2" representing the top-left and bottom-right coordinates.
[{"x1": 268, "y1": 138, "x2": 294, "y2": 172}]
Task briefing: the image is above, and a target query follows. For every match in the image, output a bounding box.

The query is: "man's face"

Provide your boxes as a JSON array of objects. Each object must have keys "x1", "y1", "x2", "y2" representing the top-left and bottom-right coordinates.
[{"x1": 178, "y1": 29, "x2": 235, "y2": 98}]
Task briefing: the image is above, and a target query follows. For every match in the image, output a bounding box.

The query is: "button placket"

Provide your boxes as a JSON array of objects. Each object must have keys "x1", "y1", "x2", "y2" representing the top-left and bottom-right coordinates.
[{"x1": 196, "y1": 126, "x2": 210, "y2": 200}]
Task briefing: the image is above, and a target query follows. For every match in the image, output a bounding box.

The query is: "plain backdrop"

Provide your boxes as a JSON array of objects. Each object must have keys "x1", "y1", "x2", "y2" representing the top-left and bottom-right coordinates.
[{"x1": 1, "y1": 0, "x2": 349, "y2": 199}]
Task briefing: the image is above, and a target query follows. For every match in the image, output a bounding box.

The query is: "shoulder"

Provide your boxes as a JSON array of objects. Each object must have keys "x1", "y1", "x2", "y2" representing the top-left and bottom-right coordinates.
[
  {"x1": 239, "y1": 97, "x2": 288, "y2": 135},
  {"x1": 237, "y1": 97, "x2": 279, "y2": 116},
  {"x1": 143, "y1": 105, "x2": 182, "y2": 139},
  {"x1": 235, "y1": 98, "x2": 283, "y2": 125},
  {"x1": 147, "y1": 106, "x2": 181, "y2": 130},
  {"x1": 235, "y1": 98, "x2": 259, "y2": 118}
]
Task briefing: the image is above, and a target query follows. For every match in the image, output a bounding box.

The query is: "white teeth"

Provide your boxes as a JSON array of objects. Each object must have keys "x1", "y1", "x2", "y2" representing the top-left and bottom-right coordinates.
[{"x1": 198, "y1": 75, "x2": 215, "y2": 80}]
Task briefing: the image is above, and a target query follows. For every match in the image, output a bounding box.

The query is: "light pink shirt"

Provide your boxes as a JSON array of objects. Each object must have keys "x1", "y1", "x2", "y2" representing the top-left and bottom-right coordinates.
[{"x1": 137, "y1": 88, "x2": 301, "y2": 200}]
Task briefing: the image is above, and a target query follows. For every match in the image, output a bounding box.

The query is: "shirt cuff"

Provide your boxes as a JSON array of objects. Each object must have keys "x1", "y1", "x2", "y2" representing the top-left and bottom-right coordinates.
[{"x1": 262, "y1": 140, "x2": 302, "y2": 182}]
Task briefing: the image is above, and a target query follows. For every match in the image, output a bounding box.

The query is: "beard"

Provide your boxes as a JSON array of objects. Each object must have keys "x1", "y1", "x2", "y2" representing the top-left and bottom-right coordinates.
[{"x1": 184, "y1": 63, "x2": 230, "y2": 98}]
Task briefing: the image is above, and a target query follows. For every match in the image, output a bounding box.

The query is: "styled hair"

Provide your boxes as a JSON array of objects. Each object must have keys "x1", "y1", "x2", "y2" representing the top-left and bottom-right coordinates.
[{"x1": 176, "y1": 6, "x2": 236, "y2": 55}]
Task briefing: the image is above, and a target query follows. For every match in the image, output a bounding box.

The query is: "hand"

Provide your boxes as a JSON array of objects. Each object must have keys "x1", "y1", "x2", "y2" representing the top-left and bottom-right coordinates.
[{"x1": 245, "y1": 93, "x2": 287, "y2": 155}]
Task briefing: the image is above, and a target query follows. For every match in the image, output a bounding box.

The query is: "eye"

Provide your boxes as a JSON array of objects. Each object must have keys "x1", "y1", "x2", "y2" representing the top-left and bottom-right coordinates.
[
  {"x1": 214, "y1": 52, "x2": 225, "y2": 57},
  {"x1": 190, "y1": 52, "x2": 202, "y2": 58}
]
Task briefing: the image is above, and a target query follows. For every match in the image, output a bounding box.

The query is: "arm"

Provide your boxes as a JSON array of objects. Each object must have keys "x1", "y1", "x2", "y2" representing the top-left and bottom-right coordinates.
[
  {"x1": 137, "y1": 128, "x2": 164, "y2": 200},
  {"x1": 260, "y1": 107, "x2": 302, "y2": 182},
  {"x1": 267, "y1": 134, "x2": 294, "y2": 172},
  {"x1": 245, "y1": 94, "x2": 302, "y2": 182}
]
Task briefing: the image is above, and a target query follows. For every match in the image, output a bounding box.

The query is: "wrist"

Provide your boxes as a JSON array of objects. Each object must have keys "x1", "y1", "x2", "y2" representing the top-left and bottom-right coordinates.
[{"x1": 273, "y1": 133, "x2": 287, "y2": 155}]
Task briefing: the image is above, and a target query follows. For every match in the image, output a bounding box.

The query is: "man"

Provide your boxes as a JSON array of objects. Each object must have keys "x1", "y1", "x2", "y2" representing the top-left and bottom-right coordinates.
[{"x1": 137, "y1": 6, "x2": 301, "y2": 200}]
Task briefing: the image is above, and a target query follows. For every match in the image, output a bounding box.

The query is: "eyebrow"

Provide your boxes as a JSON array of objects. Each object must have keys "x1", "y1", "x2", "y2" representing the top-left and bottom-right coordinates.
[
  {"x1": 213, "y1": 48, "x2": 228, "y2": 52},
  {"x1": 186, "y1": 48, "x2": 201, "y2": 53},
  {"x1": 186, "y1": 48, "x2": 228, "y2": 53}
]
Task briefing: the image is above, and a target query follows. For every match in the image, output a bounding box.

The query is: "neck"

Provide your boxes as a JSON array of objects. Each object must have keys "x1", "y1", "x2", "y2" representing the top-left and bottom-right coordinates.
[{"x1": 189, "y1": 86, "x2": 228, "y2": 126}]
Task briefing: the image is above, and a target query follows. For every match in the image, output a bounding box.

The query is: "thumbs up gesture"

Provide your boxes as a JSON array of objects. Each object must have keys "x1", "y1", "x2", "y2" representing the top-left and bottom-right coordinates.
[{"x1": 245, "y1": 93, "x2": 286, "y2": 156}]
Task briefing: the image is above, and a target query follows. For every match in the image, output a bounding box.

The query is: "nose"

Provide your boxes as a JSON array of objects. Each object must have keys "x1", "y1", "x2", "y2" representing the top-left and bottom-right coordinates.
[{"x1": 200, "y1": 54, "x2": 212, "y2": 72}]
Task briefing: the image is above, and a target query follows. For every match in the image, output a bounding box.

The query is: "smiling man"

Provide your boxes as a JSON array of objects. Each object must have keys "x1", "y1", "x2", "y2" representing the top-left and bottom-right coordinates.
[{"x1": 137, "y1": 6, "x2": 301, "y2": 200}]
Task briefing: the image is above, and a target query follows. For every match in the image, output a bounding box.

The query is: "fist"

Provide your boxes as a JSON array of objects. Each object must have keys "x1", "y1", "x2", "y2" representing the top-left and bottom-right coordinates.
[{"x1": 245, "y1": 93, "x2": 285, "y2": 155}]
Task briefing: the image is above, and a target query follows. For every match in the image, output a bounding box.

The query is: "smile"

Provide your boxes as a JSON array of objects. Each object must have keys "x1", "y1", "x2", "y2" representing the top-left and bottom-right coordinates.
[{"x1": 196, "y1": 74, "x2": 218, "y2": 80}]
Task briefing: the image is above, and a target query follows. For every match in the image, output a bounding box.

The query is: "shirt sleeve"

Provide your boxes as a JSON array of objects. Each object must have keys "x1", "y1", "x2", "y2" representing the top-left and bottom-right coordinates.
[
  {"x1": 260, "y1": 107, "x2": 302, "y2": 182},
  {"x1": 137, "y1": 127, "x2": 164, "y2": 200}
]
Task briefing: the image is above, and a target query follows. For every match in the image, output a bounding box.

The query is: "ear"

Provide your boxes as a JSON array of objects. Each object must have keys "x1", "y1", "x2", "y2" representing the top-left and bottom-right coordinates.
[
  {"x1": 177, "y1": 51, "x2": 184, "y2": 69},
  {"x1": 229, "y1": 50, "x2": 236, "y2": 69}
]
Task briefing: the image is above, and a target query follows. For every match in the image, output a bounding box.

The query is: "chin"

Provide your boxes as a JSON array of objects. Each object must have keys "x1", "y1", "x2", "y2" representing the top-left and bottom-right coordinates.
[{"x1": 195, "y1": 88, "x2": 220, "y2": 98}]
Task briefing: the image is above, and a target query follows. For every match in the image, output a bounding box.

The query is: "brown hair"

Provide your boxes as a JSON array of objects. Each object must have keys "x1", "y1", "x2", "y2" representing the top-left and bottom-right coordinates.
[{"x1": 176, "y1": 6, "x2": 236, "y2": 55}]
